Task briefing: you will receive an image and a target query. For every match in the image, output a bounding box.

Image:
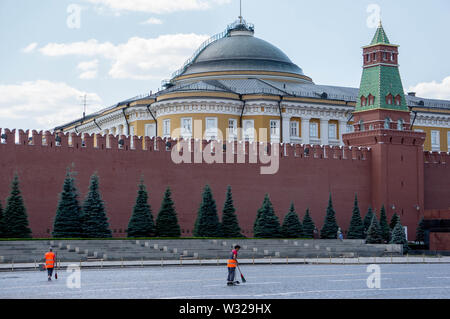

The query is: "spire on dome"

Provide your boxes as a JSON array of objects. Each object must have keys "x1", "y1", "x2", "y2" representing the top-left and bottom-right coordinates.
[{"x1": 371, "y1": 22, "x2": 390, "y2": 45}]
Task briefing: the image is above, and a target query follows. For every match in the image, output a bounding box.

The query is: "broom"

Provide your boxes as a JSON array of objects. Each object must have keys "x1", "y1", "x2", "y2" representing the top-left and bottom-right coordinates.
[
  {"x1": 54, "y1": 252, "x2": 58, "y2": 280},
  {"x1": 237, "y1": 265, "x2": 246, "y2": 283}
]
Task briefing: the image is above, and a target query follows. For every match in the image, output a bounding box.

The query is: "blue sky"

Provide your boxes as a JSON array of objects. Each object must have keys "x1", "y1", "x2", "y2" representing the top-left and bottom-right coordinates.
[{"x1": 1, "y1": 0, "x2": 449, "y2": 130}]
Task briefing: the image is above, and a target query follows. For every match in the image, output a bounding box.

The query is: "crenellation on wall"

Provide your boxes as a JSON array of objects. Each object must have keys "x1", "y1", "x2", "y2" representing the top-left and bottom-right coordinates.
[
  {"x1": 0, "y1": 129, "x2": 373, "y2": 163},
  {"x1": 424, "y1": 151, "x2": 450, "y2": 165}
]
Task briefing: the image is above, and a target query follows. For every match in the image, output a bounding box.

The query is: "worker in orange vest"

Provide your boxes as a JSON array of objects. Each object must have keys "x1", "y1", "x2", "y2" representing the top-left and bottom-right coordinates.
[
  {"x1": 44, "y1": 248, "x2": 56, "y2": 281},
  {"x1": 227, "y1": 245, "x2": 241, "y2": 286}
]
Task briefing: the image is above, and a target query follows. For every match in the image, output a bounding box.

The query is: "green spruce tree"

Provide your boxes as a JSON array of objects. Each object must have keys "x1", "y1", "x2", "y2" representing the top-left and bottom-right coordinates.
[
  {"x1": 220, "y1": 186, "x2": 243, "y2": 238},
  {"x1": 320, "y1": 194, "x2": 339, "y2": 239},
  {"x1": 379, "y1": 205, "x2": 391, "y2": 243},
  {"x1": 81, "y1": 174, "x2": 112, "y2": 238},
  {"x1": 363, "y1": 206, "x2": 375, "y2": 235},
  {"x1": 155, "y1": 188, "x2": 181, "y2": 237},
  {"x1": 281, "y1": 203, "x2": 303, "y2": 238},
  {"x1": 254, "y1": 194, "x2": 282, "y2": 238},
  {"x1": 52, "y1": 168, "x2": 83, "y2": 238},
  {"x1": 391, "y1": 220, "x2": 409, "y2": 254},
  {"x1": 390, "y1": 213, "x2": 400, "y2": 230},
  {"x1": 193, "y1": 185, "x2": 222, "y2": 237},
  {"x1": 366, "y1": 215, "x2": 383, "y2": 244},
  {"x1": 347, "y1": 194, "x2": 365, "y2": 239},
  {"x1": 415, "y1": 217, "x2": 426, "y2": 244},
  {"x1": 302, "y1": 209, "x2": 315, "y2": 239},
  {"x1": 127, "y1": 177, "x2": 155, "y2": 238},
  {"x1": 3, "y1": 174, "x2": 32, "y2": 238}
]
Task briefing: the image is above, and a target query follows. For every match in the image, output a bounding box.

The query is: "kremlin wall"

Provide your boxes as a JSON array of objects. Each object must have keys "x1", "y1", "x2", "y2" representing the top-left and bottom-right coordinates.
[{"x1": 0, "y1": 128, "x2": 449, "y2": 249}]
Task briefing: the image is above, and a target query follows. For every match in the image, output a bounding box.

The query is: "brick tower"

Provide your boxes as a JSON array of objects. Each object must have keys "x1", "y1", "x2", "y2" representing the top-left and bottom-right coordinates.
[{"x1": 343, "y1": 22, "x2": 426, "y2": 240}]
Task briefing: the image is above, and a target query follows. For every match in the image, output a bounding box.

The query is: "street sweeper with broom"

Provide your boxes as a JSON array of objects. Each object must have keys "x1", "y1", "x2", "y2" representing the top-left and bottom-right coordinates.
[{"x1": 227, "y1": 245, "x2": 245, "y2": 286}]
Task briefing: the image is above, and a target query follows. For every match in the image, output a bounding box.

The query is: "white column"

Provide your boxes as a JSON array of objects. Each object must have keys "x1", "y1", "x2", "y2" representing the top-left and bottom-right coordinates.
[
  {"x1": 320, "y1": 119, "x2": 329, "y2": 146},
  {"x1": 282, "y1": 116, "x2": 291, "y2": 144},
  {"x1": 339, "y1": 120, "x2": 348, "y2": 146},
  {"x1": 301, "y1": 117, "x2": 310, "y2": 145}
]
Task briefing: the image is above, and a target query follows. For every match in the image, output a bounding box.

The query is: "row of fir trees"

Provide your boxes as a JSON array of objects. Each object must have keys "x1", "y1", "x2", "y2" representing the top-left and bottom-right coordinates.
[{"x1": 0, "y1": 170, "x2": 422, "y2": 250}]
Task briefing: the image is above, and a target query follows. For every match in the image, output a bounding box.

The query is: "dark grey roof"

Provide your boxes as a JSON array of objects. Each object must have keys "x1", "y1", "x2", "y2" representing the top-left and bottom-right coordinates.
[{"x1": 180, "y1": 33, "x2": 306, "y2": 78}]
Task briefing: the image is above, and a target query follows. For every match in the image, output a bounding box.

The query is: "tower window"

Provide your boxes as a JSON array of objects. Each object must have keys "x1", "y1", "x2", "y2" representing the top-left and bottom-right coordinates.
[
  {"x1": 398, "y1": 119, "x2": 404, "y2": 131},
  {"x1": 395, "y1": 95, "x2": 402, "y2": 106},
  {"x1": 368, "y1": 94, "x2": 375, "y2": 106},
  {"x1": 384, "y1": 118, "x2": 391, "y2": 130},
  {"x1": 361, "y1": 96, "x2": 367, "y2": 106},
  {"x1": 386, "y1": 94, "x2": 393, "y2": 105}
]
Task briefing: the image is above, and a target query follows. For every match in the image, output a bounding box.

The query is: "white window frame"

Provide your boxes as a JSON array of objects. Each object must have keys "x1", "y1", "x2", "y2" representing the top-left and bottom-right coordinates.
[
  {"x1": 181, "y1": 117, "x2": 193, "y2": 139},
  {"x1": 328, "y1": 123, "x2": 337, "y2": 140},
  {"x1": 270, "y1": 120, "x2": 280, "y2": 142},
  {"x1": 205, "y1": 117, "x2": 218, "y2": 141},
  {"x1": 163, "y1": 119, "x2": 171, "y2": 138},
  {"x1": 227, "y1": 119, "x2": 238, "y2": 141},
  {"x1": 309, "y1": 122, "x2": 319, "y2": 138},
  {"x1": 290, "y1": 121, "x2": 299, "y2": 137},
  {"x1": 448, "y1": 131, "x2": 450, "y2": 152},
  {"x1": 243, "y1": 120, "x2": 255, "y2": 142},
  {"x1": 431, "y1": 130, "x2": 440, "y2": 151},
  {"x1": 144, "y1": 124, "x2": 156, "y2": 138}
]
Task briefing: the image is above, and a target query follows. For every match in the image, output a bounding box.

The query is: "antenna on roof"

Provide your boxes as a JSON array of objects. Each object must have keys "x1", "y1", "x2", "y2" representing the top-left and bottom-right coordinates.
[
  {"x1": 239, "y1": 0, "x2": 243, "y2": 23},
  {"x1": 79, "y1": 94, "x2": 91, "y2": 120}
]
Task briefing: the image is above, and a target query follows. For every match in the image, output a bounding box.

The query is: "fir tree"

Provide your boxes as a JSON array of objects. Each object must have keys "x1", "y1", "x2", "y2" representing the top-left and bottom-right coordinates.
[
  {"x1": 347, "y1": 194, "x2": 365, "y2": 239},
  {"x1": 391, "y1": 221, "x2": 409, "y2": 254},
  {"x1": 363, "y1": 206, "x2": 375, "y2": 235},
  {"x1": 52, "y1": 168, "x2": 83, "y2": 238},
  {"x1": 379, "y1": 205, "x2": 391, "y2": 243},
  {"x1": 254, "y1": 194, "x2": 282, "y2": 238},
  {"x1": 127, "y1": 177, "x2": 155, "y2": 238},
  {"x1": 3, "y1": 174, "x2": 32, "y2": 238},
  {"x1": 415, "y1": 217, "x2": 426, "y2": 244},
  {"x1": 320, "y1": 194, "x2": 339, "y2": 239},
  {"x1": 221, "y1": 186, "x2": 243, "y2": 238},
  {"x1": 155, "y1": 188, "x2": 181, "y2": 237},
  {"x1": 302, "y1": 209, "x2": 315, "y2": 239},
  {"x1": 281, "y1": 203, "x2": 303, "y2": 238},
  {"x1": 366, "y1": 215, "x2": 383, "y2": 244},
  {"x1": 390, "y1": 213, "x2": 400, "y2": 230},
  {"x1": 81, "y1": 174, "x2": 112, "y2": 238},
  {"x1": 193, "y1": 185, "x2": 222, "y2": 238}
]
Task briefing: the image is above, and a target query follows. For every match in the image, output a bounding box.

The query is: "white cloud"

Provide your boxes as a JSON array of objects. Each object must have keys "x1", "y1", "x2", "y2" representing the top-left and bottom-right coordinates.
[
  {"x1": 141, "y1": 17, "x2": 163, "y2": 25},
  {"x1": 408, "y1": 77, "x2": 450, "y2": 100},
  {"x1": 38, "y1": 34, "x2": 209, "y2": 80},
  {"x1": 0, "y1": 80, "x2": 102, "y2": 130},
  {"x1": 77, "y1": 59, "x2": 99, "y2": 79},
  {"x1": 84, "y1": 0, "x2": 231, "y2": 14},
  {"x1": 22, "y1": 42, "x2": 38, "y2": 53}
]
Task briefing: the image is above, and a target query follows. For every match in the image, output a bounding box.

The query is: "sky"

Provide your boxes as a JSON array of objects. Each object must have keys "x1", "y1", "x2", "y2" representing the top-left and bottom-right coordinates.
[{"x1": 0, "y1": 0, "x2": 449, "y2": 130}]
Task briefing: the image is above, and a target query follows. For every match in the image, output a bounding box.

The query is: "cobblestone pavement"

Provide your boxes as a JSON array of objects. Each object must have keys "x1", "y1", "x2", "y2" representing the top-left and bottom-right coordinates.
[{"x1": 1, "y1": 264, "x2": 450, "y2": 299}]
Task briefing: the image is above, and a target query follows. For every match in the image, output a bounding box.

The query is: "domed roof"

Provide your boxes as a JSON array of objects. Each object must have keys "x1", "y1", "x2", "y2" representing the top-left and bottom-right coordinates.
[{"x1": 174, "y1": 22, "x2": 310, "y2": 83}]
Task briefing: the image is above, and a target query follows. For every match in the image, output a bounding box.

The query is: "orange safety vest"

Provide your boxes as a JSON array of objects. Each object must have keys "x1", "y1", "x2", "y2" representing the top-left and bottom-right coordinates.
[
  {"x1": 227, "y1": 249, "x2": 238, "y2": 268},
  {"x1": 45, "y1": 252, "x2": 55, "y2": 269}
]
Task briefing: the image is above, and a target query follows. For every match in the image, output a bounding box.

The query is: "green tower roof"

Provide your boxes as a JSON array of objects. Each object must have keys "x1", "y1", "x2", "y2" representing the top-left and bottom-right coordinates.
[{"x1": 370, "y1": 22, "x2": 390, "y2": 45}]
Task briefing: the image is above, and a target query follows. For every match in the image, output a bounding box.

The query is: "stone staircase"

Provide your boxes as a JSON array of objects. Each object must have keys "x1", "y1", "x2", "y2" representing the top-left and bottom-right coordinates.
[{"x1": 0, "y1": 239, "x2": 402, "y2": 263}]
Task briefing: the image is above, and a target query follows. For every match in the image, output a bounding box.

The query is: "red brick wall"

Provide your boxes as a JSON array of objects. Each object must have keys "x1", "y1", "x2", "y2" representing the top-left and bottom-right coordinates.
[
  {"x1": 429, "y1": 233, "x2": 450, "y2": 251},
  {"x1": 0, "y1": 130, "x2": 373, "y2": 238},
  {"x1": 424, "y1": 152, "x2": 450, "y2": 211}
]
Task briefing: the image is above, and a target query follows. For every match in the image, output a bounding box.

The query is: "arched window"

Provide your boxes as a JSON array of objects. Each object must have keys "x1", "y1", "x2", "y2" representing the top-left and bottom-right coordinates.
[
  {"x1": 395, "y1": 95, "x2": 402, "y2": 106},
  {"x1": 384, "y1": 118, "x2": 391, "y2": 129},
  {"x1": 359, "y1": 120, "x2": 365, "y2": 132},
  {"x1": 361, "y1": 96, "x2": 367, "y2": 107},
  {"x1": 386, "y1": 93, "x2": 393, "y2": 105},
  {"x1": 398, "y1": 119, "x2": 404, "y2": 131},
  {"x1": 368, "y1": 94, "x2": 375, "y2": 106}
]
